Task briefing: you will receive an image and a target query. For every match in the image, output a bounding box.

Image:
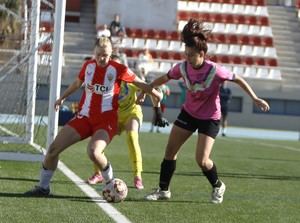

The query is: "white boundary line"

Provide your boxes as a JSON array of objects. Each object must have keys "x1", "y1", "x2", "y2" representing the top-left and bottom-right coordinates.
[
  {"x1": 57, "y1": 161, "x2": 132, "y2": 223},
  {"x1": 30, "y1": 142, "x2": 133, "y2": 223}
]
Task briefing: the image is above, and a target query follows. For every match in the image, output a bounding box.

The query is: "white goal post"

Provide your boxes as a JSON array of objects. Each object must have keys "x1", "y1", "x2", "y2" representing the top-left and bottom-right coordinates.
[{"x1": 47, "y1": 0, "x2": 66, "y2": 148}]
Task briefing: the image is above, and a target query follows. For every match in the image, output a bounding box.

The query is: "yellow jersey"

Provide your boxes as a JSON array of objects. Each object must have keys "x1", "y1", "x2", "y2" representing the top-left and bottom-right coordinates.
[{"x1": 118, "y1": 82, "x2": 143, "y2": 131}]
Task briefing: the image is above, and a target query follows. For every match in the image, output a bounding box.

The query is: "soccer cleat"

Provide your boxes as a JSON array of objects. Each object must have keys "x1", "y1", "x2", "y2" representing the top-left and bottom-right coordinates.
[
  {"x1": 144, "y1": 188, "x2": 171, "y2": 201},
  {"x1": 24, "y1": 186, "x2": 50, "y2": 197},
  {"x1": 87, "y1": 173, "x2": 104, "y2": 185},
  {"x1": 134, "y1": 176, "x2": 144, "y2": 190},
  {"x1": 211, "y1": 181, "x2": 226, "y2": 204}
]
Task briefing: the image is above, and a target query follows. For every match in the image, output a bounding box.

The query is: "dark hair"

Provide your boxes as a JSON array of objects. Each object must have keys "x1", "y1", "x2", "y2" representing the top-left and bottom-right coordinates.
[{"x1": 181, "y1": 18, "x2": 211, "y2": 53}]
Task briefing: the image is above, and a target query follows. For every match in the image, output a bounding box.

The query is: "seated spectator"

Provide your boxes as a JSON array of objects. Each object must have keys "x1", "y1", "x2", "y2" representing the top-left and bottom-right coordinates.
[
  {"x1": 137, "y1": 48, "x2": 153, "y2": 81},
  {"x1": 97, "y1": 24, "x2": 111, "y2": 38},
  {"x1": 109, "y1": 13, "x2": 126, "y2": 37},
  {"x1": 112, "y1": 46, "x2": 128, "y2": 66}
]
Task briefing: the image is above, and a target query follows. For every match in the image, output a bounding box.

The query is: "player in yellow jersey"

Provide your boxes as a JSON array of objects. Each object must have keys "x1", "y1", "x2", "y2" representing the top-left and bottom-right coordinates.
[{"x1": 87, "y1": 54, "x2": 168, "y2": 189}]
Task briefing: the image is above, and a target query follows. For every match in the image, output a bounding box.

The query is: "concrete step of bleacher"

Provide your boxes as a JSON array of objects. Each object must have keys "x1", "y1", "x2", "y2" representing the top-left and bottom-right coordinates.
[
  {"x1": 63, "y1": 52, "x2": 92, "y2": 68},
  {"x1": 63, "y1": 31, "x2": 95, "y2": 40},
  {"x1": 278, "y1": 59, "x2": 300, "y2": 68},
  {"x1": 63, "y1": 0, "x2": 96, "y2": 55},
  {"x1": 63, "y1": 25, "x2": 95, "y2": 53},
  {"x1": 276, "y1": 43, "x2": 300, "y2": 53},
  {"x1": 61, "y1": 66, "x2": 81, "y2": 85},
  {"x1": 267, "y1": 5, "x2": 300, "y2": 71},
  {"x1": 64, "y1": 22, "x2": 96, "y2": 33}
]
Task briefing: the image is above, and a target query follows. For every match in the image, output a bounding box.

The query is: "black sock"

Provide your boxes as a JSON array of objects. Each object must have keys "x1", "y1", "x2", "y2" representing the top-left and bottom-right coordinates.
[
  {"x1": 202, "y1": 163, "x2": 222, "y2": 188},
  {"x1": 159, "y1": 159, "x2": 176, "y2": 191}
]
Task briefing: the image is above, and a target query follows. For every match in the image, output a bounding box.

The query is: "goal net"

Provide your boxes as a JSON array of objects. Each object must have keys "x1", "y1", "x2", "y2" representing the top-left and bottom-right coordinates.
[{"x1": 0, "y1": 0, "x2": 54, "y2": 152}]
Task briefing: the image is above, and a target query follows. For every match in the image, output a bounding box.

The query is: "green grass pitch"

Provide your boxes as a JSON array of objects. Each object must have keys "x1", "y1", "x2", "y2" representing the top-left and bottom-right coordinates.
[{"x1": 0, "y1": 132, "x2": 300, "y2": 223}]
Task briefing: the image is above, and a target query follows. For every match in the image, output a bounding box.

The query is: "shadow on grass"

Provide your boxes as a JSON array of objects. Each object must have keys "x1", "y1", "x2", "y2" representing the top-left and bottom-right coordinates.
[
  {"x1": 124, "y1": 197, "x2": 209, "y2": 204},
  {"x1": 175, "y1": 171, "x2": 300, "y2": 181},
  {"x1": 0, "y1": 192, "x2": 108, "y2": 203},
  {"x1": 129, "y1": 170, "x2": 300, "y2": 181},
  {"x1": 0, "y1": 177, "x2": 77, "y2": 185},
  {"x1": 248, "y1": 156, "x2": 300, "y2": 163},
  {"x1": 0, "y1": 177, "x2": 39, "y2": 183},
  {"x1": 0, "y1": 177, "x2": 98, "y2": 186}
]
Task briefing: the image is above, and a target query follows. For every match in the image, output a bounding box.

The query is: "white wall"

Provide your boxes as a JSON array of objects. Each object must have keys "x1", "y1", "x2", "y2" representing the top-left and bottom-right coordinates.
[{"x1": 96, "y1": 0, "x2": 178, "y2": 31}]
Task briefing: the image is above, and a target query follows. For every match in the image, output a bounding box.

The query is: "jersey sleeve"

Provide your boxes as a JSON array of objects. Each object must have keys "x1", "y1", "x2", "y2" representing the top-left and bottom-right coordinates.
[
  {"x1": 167, "y1": 63, "x2": 182, "y2": 80},
  {"x1": 119, "y1": 66, "x2": 136, "y2": 83},
  {"x1": 216, "y1": 64, "x2": 235, "y2": 81},
  {"x1": 78, "y1": 60, "x2": 89, "y2": 81}
]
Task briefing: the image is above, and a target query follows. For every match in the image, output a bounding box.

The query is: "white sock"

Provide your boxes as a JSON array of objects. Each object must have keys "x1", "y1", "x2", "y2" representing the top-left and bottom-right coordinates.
[
  {"x1": 39, "y1": 167, "x2": 54, "y2": 189},
  {"x1": 101, "y1": 163, "x2": 114, "y2": 183}
]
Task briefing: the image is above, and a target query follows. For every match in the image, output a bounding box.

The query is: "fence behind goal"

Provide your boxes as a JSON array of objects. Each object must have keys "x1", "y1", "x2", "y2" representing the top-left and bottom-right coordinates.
[{"x1": 0, "y1": 0, "x2": 55, "y2": 150}]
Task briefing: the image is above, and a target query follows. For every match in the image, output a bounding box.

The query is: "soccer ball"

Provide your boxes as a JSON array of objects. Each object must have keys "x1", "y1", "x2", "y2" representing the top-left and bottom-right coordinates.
[{"x1": 102, "y1": 178, "x2": 128, "y2": 203}]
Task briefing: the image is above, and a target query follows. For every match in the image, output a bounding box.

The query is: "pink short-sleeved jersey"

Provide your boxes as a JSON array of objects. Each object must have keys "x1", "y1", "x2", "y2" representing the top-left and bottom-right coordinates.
[
  {"x1": 168, "y1": 60, "x2": 234, "y2": 120},
  {"x1": 77, "y1": 59, "x2": 136, "y2": 118}
]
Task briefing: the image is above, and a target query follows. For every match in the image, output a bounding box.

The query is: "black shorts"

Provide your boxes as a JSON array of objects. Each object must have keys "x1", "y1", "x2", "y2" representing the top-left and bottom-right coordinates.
[{"x1": 174, "y1": 109, "x2": 220, "y2": 139}]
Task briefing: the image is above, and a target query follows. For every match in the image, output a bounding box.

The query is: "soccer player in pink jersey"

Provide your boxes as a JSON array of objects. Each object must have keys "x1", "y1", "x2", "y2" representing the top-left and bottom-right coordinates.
[
  {"x1": 25, "y1": 37, "x2": 162, "y2": 196},
  {"x1": 145, "y1": 19, "x2": 270, "y2": 203}
]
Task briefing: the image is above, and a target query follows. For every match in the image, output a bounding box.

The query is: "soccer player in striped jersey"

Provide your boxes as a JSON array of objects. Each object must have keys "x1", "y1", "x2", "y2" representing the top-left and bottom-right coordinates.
[
  {"x1": 87, "y1": 54, "x2": 168, "y2": 189},
  {"x1": 24, "y1": 37, "x2": 162, "y2": 196},
  {"x1": 144, "y1": 19, "x2": 270, "y2": 203}
]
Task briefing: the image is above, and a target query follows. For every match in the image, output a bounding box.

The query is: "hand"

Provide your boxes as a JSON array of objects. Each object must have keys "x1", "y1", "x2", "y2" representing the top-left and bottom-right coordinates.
[
  {"x1": 254, "y1": 98, "x2": 270, "y2": 112},
  {"x1": 153, "y1": 107, "x2": 169, "y2": 127},
  {"x1": 54, "y1": 98, "x2": 64, "y2": 111},
  {"x1": 136, "y1": 91, "x2": 146, "y2": 105}
]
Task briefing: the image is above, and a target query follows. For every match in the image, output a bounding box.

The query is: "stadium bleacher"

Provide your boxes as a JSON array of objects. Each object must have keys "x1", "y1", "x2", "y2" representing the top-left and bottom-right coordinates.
[{"x1": 118, "y1": 0, "x2": 281, "y2": 80}]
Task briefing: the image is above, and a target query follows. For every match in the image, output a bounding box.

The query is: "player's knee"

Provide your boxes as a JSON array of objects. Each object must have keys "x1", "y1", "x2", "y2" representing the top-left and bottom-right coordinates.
[
  {"x1": 46, "y1": 143, "x2": 62, "y2": 159},
  {"x1": 196, "y1": 158, "x2": 210, "y2": 170},
  {"x1": 88, "y1": 147, "x2": 105, "y2": 160}
]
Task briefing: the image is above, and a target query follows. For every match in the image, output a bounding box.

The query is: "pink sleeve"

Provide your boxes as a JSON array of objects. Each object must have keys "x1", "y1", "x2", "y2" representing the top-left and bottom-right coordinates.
[
  {"x1": 216, "y1": 64, "x2": 235, "y2": 81},
  {"x1": 168, "y1": 63, "x2": 182, "y2": 80}
]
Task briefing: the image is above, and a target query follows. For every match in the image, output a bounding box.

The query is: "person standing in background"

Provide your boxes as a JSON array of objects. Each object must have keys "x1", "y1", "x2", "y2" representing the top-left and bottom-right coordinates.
[
  {"x1": 219, "y1": 82, "x2": 232, "y2": 137},
  {"x1": 109, "y1": 14, "x2": 126, "y2": 38}
]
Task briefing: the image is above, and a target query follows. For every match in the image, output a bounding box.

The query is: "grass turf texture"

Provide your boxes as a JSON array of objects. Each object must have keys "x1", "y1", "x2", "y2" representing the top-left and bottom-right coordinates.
[{"x1": 0, "y1": 132, "x2": 300, "y2": 223}]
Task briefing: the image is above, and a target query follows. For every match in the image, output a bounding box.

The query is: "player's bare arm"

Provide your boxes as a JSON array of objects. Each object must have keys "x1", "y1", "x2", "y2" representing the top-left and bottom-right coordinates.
[
  {"x1": 136, "y1": 74, "x2": 169, "y2": 104},
  {"x1": 132, "y1": 75, "x2": 162, "y2": 101},
  {"x1": 149, "y1": 74, "x2": 169, "y2": 88},
  {"x1": 54, "y1": 78, "x2": 83, "y2": 111},
  {"x1": 232, "y1": 75, "x2": 270, "y2": 112}
]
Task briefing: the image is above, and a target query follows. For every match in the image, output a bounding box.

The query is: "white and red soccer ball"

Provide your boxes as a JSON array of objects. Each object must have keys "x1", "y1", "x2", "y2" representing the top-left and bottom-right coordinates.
[{"x1": 102, "y1": 178, "x2": 128, "y2": 203}]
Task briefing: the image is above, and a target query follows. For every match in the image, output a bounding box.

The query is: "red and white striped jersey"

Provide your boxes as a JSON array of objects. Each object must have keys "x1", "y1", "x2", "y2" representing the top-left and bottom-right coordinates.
[{"x1": 77, "y1": 59, "x2": 136, "y2": 117}]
